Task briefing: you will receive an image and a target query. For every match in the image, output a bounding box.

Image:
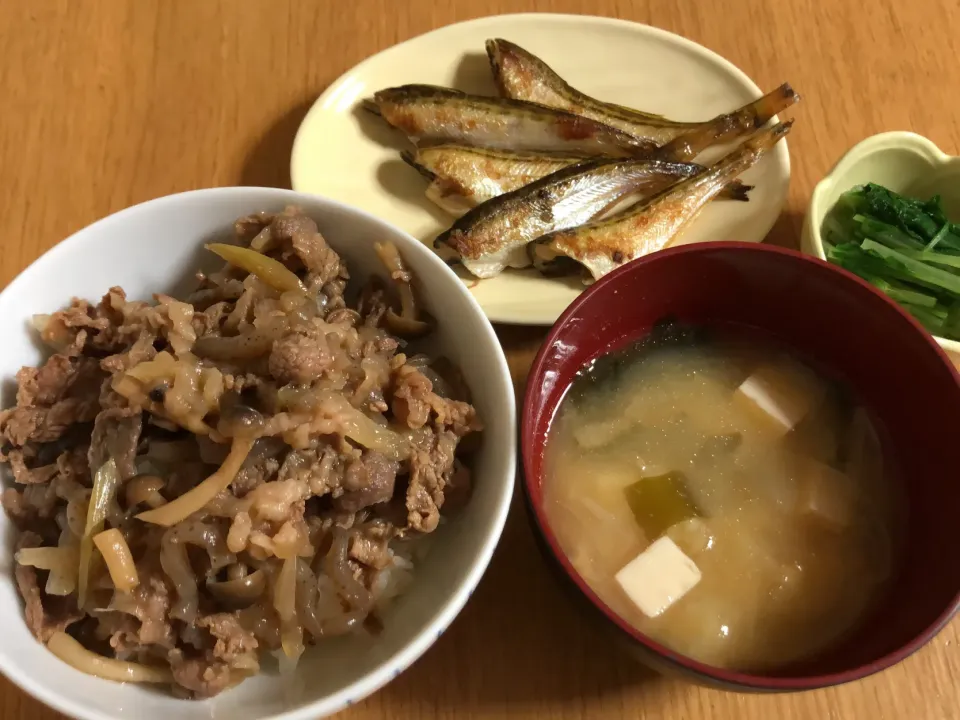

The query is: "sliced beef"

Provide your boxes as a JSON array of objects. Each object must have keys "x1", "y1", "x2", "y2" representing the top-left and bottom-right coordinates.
[
  {"x1": 357, "y1": 281, "x2": 389, "y2": 327},
  {"x1": 122, "y1": 573, "x2": 176, "y2": 648},
  {"x1": 276, "y1": 444, "x2": 344, "y2": 498},
  {"x1": 198, "y1": 613, "x2": 259, "y2": 668},
  {"x1": 405, "y1": 429, "x2": 458, "y2": 533},
  {"x1": 168, "y1": 651, "x2": 233, "y2": 699},
  {"x1": 391, "y1": 364, "x2": 433, "y2": 429},
  {"x1": 335, "y1": 451, "x2": 398, "y2": 513},
  {"x1": 0, "y1": 396, "x2": 100, "y2": 446},
  {"x1": 187, "y1": 275, "x2": 245, "y2": 311},
  {"x1": 6, "y1": 450, "x2": 58, "y2": 485},
  {"x1": 101, "y1": 612, "x2": 143, "y2": 659},
  {"x1": 348, "y1": 527, "x2": 392, "y2": 569},
  {"x1": 232, "y1": 455, "x2": 281, "y2": 496},
  {"x1": 391, "y1": 363, "x2": 481, "y2": 437},
  {"x1": 38, "y1": 298, "x2": 112, "y2": 353},
  {"x1": 234, "y1": 211, "x2": 274, "y2": 242},
  {"x1": 100, "y1": 335, "x2": 157, "y2": 375},
  {"x1": 442, "y1": 461, "x2": 473, "y2": 515},
  {"x1": 192, "y1": 301, "x2": 230, "y2": 337},
  {"x1": 55, "y1": 446, "x2": 90, "y2": 487},
  {"x1": 246, "y1": 479, "x2": 309, "y2": 524},
  {"x1": 268, "y1": 325, "x2": 333, "y2": 385},
  {"x1": 167, "y1": 614, "x2": 258, "y2": 698},
  {"x1": 14, "y1": 532, "x2": 82, "y2": 642},
  {"x1": 19, "y1": 481, "x2": 59, "y2": 518},
  {"x1": 292, "y1": 230, "x2": 344, "y2": 286},
  {"x1": 15, "y1": 353, "x2": 82, "y2": 407},
  {"x1": 88, "y1": 408, "x2": 143, "y2": 479},
  {"x1": 3, "y1": 488, "x2": 33, "y2": 527}
]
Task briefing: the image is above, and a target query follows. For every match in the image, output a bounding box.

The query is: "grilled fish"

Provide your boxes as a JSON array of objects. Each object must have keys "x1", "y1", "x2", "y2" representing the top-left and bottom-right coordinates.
[
  {"x1": 401, "y1": 145, "x2": 583, "y2": 216},
  {"x1": 529, "y1": 121, "x2": 792, "y2": 280},
  {"x1": 368, "y1": 84, "x2": 657, "y2": 157},
  {"x1": 435, "y1": 156, "x2": 752, "y2": 278},
  {"x1": 486, "y1": 38, "x2": 799, "y2": 149},
  {"x1": 651, "y1": 84, "x2": 798, "y2": 163},
  {"x1": 404, "y1": 144, "x2": 751, "y2": 217}
]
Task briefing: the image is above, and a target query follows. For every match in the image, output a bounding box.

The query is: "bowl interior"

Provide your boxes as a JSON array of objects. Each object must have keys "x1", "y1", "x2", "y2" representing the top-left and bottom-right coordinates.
[
  {"x1": 522, "y1": 242, "x2": 960, "y2": 688},
  {"x1": 0, "y1": 188, "x2": 515, "y2": 720},
  {"x1": 811, "y1": 140, "x2": 960, "y2": 239}
]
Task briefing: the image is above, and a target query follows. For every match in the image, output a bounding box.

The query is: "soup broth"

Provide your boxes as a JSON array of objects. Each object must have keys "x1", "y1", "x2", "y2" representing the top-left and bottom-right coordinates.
[{"x1": 543, "y1": 323, "x2": 900, "y2": 671}]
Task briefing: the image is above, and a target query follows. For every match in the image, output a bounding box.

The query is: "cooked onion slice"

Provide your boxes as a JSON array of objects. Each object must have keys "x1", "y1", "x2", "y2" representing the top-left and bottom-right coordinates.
[
  {"x1": 206, "y1": 243, "x2": 305, "y2": 294},
  {"x1": 274, "y1": 557, "x2": 304, "y2": 661},
  {"x1": 49, "y1": 529, "x2": 81, "y2": 596},
  {"x1": 125, "y1": 475, "x2": 167, "y2": 509},
  {"x1": 47, "y1": 631, "x2": 172, "y2": 684},
  {"x1": 265, "y1": 391, "x2": 409, "y2": 460},
  {"x1": 136, "y1": 438, "x2": 254, "y2": 527},
  {"x1": 207, "y1": 568, "x2": 266, "y2": 609},
  {"x1": 78, "y1": 458, "x2": 120, "y2": 608},
  {"x1": 16, "y1": 546, "x2": 78, "y2": 571},
  {"x1": 192, "y1": 325, "x2": 282, "y2": 361},
  {"x1": 92, "y1": 528, "x2": 139, "y2": 592},
  {"x1": 374, "y1": 241, "x2": 433, "y2": 337},
  {"x1": 17, "y1": 545, "x2": 80, "y2": 596}
]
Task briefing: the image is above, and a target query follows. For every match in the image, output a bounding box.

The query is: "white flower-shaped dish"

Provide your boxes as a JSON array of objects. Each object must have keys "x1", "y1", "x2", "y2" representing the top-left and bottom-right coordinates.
[{"x1": 802, "y1": 131, "x2": 960, "y2": 358}]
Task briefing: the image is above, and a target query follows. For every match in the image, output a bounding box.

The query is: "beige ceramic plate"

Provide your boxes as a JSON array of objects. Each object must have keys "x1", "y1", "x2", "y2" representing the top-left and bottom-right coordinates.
[{"x1": 291, "y1": 13, "x2": 792, "y2": 325}]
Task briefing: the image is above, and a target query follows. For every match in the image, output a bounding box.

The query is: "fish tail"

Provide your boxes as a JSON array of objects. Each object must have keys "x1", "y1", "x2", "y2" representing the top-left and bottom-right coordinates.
[
  {"x1": 755, "y1": 120, "x2": 794, "y2": 148},
  {"x1": 720, "y1": 180, "x2": 753, "y2": 202},
  {"x1": 658, "y1": 84, "x2": 798, "y2": 162},
  {"x1": 711, "y1": 121, "x2": 791, "y2": 178},
  {"x1": 747, "y1": 83, "x2": 800, "y2": 128},
  {"x1": 712, "y1": 84, "x2": 800, "y2": 138}
]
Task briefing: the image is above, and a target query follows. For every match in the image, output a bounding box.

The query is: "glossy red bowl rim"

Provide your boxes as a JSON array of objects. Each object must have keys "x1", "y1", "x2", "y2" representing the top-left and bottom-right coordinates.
[{"x1": 521, "y1": 241, "x2": 960, "y2": 691}]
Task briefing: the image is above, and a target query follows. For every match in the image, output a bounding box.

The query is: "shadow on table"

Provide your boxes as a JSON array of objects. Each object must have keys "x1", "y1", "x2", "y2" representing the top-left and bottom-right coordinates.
[
  {"x1": 239, "y1": 97, "x2": 318, "y2": 189},
  {"x1": 376, "y1": 492, "x2": 662, "y2": 712}
]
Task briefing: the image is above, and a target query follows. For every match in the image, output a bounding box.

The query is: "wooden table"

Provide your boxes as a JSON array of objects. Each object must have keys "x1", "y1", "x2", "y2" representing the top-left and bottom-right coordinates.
[{"x1": 1, "y1": 1, "x2": 958, "y2": 718}]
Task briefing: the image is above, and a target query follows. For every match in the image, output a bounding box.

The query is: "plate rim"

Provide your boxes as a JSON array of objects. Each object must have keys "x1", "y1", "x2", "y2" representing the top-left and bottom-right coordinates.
[{"x1": 290, "y1": 12, "x2": 792, "y2": 326}]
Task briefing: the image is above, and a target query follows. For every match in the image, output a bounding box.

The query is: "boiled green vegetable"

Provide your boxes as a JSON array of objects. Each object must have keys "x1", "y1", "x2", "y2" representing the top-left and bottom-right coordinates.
[{"x1": 823, "y1": 183, "x2": 960, "y2": 340}]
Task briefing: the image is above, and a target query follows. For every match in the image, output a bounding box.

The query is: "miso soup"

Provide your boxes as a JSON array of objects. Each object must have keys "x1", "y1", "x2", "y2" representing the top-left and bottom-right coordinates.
[{"x1": 543, "y1": 323, "x2": 901, "y2": 671}]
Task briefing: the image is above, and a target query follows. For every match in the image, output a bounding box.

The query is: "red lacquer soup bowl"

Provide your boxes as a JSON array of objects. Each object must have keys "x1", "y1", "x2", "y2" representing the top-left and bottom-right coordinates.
[{"x1": 521, "y1": 242, "x2": 960, "y2": 692}]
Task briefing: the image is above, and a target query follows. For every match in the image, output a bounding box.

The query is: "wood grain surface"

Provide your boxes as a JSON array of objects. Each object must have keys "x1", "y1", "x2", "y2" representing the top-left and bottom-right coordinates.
[{"x1": 1, "y1": 1, "x2": 958, "y2": 718}]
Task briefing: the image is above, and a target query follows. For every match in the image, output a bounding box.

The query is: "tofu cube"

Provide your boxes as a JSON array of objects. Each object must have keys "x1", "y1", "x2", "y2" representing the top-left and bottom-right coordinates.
[
  {"x1": 615, "y1": 536, "x2": 702, "y2": 618},
  {"x1": 734, "y1": 358, "x2": 826, "y2": 436},
  {"x1": 797, "y1": 458, "x2": 858, "y2": 529}
]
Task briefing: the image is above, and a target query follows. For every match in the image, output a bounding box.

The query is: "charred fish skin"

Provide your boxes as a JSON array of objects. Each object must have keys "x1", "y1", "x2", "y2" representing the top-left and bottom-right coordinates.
[
  {"x1": 486, "y1": 38, "x2": 799, "y2": 152},
  {"x1": 433, "y1": 156, "x2": 737, "y2": 279},
  {"x1": 531, "y1": 121, "x2": 792, "y2": 280},
  {"x1": 405, "y1": 144, "x2": 752, "y2": 213},
  {"x1": 369, "y1": 84, "x2": 658, "y2": 157},
  {"x1": 486, "y1": 38, "x2": 691, "y2": 143}
]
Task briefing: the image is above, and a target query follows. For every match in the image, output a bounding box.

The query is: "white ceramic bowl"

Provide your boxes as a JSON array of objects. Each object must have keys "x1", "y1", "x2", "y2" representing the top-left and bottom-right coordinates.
[
  {"x1": 802, "y1": 131, "x2": 960, "y2": 357},
  {"x1": 0, "y1": 188, "x2": 516, "y2": 720}
]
